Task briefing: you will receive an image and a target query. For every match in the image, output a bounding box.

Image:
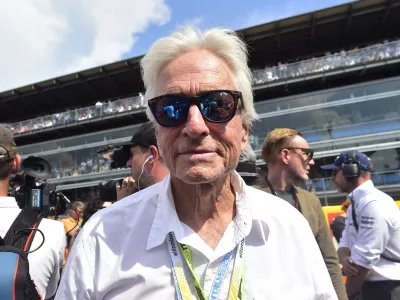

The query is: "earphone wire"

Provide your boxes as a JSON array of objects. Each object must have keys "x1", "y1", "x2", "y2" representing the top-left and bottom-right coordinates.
[{"x1": 137, "y1": 155, "x2": 153, "y2": 191}]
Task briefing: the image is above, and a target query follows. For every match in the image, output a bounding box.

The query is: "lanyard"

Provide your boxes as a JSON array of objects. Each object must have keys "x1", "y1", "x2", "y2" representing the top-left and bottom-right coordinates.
[
  {"x1": 166, "y1": 232, "x2": 245, "y2": 300},
  {"x1": 265, "y1": 177, "x2": 300, "y2": 211}
]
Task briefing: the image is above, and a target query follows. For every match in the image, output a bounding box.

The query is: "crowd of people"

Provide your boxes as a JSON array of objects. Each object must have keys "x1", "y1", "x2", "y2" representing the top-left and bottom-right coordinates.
[
  {"x1": 253, "y1": 39, "x2": 400, "y2": 85},
  {"x1": 49, "y1": 155, "x2": 112, "y2": 179},
  {"x1": 6, "y1": 39, "x2": 400, "y2": 136},
  {"x1": 7, "y1": 94, "x2": 146, "y2": 134}
]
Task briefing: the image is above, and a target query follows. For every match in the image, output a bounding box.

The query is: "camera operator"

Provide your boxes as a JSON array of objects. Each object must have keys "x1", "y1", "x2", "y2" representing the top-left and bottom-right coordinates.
[
  {"x1": 116, "y1": 122, "x2": 169, "y2": 200},
  {"x1": 0, "y1": 124, "x2": 66, "y2": 299}
]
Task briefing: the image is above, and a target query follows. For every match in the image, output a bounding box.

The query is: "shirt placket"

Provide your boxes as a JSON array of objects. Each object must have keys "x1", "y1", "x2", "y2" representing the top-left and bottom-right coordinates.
[{"x1": 202, "y1": 258, "x2": 218, "y2": 296}]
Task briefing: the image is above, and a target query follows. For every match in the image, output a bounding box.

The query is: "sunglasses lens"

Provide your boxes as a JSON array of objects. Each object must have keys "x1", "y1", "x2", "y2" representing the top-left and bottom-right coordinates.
[
  {"x1": 200, "y1": 91, "x2": 236, "y2": 123},
  {"x1": 153, "y1": 95, "x2": 189, "y2": 127},
  {"x1": 150, "y1": 91, "x2": 239, "y2": 127},
  {"x1": 308, "y1": 151, "x2": 314, "y2": 160}
]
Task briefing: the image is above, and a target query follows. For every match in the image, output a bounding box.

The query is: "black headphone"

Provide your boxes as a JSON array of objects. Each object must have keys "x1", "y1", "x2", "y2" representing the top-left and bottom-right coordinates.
[{"x1": 342, "y1": 150, "x2": 361, "y2": 179}]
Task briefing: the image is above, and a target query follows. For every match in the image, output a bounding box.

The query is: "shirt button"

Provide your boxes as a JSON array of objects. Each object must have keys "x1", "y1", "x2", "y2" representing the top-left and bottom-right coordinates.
[{"x1": 211, "y1": 267, "x2": 217, "y2": 274}]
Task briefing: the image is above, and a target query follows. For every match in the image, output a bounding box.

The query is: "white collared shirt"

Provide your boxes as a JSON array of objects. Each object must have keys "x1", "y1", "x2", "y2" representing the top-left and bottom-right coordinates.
[
  {"x1": 0, "y1": 197, "x2": 66, "y2": 299},
  {"x1": 339, "y1": 180, "x2": 400, "y2": 281},
  {"x1": 56, "y1": 172, "x2": 337, "y2": 300}
]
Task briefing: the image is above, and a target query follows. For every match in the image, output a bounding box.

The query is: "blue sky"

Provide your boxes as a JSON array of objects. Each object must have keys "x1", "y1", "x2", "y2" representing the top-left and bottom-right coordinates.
[
  {"x1": 0, "y1": 0, "x2": 354, "y2": 92},
  {"x1": 124, "y1": 0, "x2": 353, "y2": 58}
]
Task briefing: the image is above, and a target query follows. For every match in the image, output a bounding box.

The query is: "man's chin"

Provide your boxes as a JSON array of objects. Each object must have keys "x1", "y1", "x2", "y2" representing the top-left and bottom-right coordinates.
[{"x1": 172, "y1": 167, "x2": 228, "y2": 185}]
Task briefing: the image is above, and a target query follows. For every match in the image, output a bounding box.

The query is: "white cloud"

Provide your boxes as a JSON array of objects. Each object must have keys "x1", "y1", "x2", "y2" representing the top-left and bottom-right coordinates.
[{"x1": 0, "y1": 0, "x2": 171, "y2": 92}]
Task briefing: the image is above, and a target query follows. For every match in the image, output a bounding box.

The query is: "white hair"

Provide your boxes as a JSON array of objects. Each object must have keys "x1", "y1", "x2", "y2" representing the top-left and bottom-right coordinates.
[{"x1": 140, "y1": 26, "x2": 258, "y2": 126}]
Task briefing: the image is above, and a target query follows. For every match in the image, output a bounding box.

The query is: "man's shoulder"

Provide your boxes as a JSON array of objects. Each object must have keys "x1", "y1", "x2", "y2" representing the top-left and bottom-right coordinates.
[
  {"x1": 245, "y1": 185, "x2": 308, "y2": 221},
  {"x1": 359, "y1": 186, "x2": 395, "y2": 207},
  {"x1": 40, "y1": 218, "x2": 65, "y2": 229},
  {"x1": 295, "y1": 186, "x2": 318, "y2": 198},
  {"x1": 112, "y1": 181, "x2": 162, "y2": 211},
  {"x1": 361, "y1": 187, "x2": 399, "y2": 215},
  {"x1": 370, "y1": 187, "x2": 394, "y2": 201},
  {"x1": 295, "y1": 187, "x2": 321, "y2": 204},
  {"x1": 38, "y1": 218, "x2": 66, "y2": 241}
]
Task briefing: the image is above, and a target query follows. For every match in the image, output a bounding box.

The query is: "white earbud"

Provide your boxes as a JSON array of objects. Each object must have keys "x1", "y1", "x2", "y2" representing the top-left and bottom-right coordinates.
[{"x1": 137, "y1": 154, "x2": 154, "y2": 191}]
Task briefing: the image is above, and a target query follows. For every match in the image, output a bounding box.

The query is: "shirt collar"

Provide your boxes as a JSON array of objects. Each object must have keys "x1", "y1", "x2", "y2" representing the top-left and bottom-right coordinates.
[
  {"x1": 349, "y1": 180, "x2": 374, "y2": 201},
  {"x1": 146, "y1": 171, "x2": 253, "y2": 251},
  {"x1": 0, "y1": 196, "x2": 19, "y2": 208}
]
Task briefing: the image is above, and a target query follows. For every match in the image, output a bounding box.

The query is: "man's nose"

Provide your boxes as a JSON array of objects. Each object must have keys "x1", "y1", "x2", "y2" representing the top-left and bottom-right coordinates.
[
  {"x1": 182, "y1": 105, "x2": 210, "y2": 138},
  {"x1": 126, "y1": 158, "x2": 132, "y2": 168}
]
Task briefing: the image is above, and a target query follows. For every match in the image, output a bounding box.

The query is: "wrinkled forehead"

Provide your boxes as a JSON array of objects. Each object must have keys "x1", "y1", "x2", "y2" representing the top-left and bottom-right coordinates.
[{"x1": 155, "y1": 49, "x2": 235, "y2": 96}]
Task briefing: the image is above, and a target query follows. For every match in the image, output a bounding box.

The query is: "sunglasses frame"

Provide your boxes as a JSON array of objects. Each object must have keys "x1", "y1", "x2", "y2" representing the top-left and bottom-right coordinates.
[
  {"x1": 284, "y1": 147, "x2": 315, "y2": 161},
  {"x1": 147, "y1": 90, "x2": 242, "y2": 127}
]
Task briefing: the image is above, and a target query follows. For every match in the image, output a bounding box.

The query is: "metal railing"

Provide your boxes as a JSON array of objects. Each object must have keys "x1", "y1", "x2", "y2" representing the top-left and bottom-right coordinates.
[
  {"x1": 6, "y1": 40, "x2": 400, "y2": 136},
  {"x1": 253, "y1": 40, "x2": 400, "y2": 85},
  {"x1": 8, "y1": 96, "x2": 145, "y2": 135}
]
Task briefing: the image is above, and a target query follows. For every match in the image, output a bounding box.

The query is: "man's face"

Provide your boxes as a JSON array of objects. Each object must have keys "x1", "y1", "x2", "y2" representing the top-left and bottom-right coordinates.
[
  {"x1": 127, "y1": 145, "x2": 153, "y2": 189},
  {"x1": 154, "y1": 49, "x2": 248, "y2": 184},
  {"x1": 331, "y1": 169, "x2": 349, "y2": 193},
  {"x1": 286, "y1": 136, "x2": 315, "y2": 181},
  {"x1": 71, "y1": 206, "x2": 84, "y2": 220}
]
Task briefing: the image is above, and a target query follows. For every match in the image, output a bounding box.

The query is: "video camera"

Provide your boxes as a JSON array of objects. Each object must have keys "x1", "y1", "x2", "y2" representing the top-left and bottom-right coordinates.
[
  {"x1": 10, "y1": 156, "x2": 70, "y2": 218},
  {"x1": 96, "y1": 145, "x2": 131, "y2": 201},
  {"x1": 97, "y1": 144, "x2": 131, "y2": 170}
]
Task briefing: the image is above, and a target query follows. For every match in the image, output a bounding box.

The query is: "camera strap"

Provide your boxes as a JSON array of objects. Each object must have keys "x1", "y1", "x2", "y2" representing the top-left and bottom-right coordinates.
[{"x1": 2, "y1": 208, "x2": 42, "y2": 253}]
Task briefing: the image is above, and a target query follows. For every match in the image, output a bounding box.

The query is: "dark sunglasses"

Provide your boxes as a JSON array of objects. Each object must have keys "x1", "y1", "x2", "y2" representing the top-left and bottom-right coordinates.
[
  {"x1": 285, "y1": 147, "x2": 315, "y2": 161},
  {"x1": 148, "y1": 90, "x2": 242, "y2": 127}
]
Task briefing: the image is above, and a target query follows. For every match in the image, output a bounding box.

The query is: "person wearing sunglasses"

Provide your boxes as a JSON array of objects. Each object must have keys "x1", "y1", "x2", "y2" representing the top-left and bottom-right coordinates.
[
  {"x1": 56, "y1": 27, "x2": 336, "y2": 300},
  {"x1": 260, "y1": 128, "x2": 347, "y2": 300}
]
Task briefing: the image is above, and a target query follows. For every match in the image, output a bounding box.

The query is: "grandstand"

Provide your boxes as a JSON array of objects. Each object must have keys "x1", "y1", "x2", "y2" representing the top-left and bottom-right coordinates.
[{"x1": 1, "y1": 0, "x2": 400, "y2": 204}]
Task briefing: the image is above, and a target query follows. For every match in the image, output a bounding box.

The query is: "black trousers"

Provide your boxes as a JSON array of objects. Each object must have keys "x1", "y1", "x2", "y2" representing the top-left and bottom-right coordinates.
[{"x1": 361, "y1": 280, "x2": 400, "y2": 300}]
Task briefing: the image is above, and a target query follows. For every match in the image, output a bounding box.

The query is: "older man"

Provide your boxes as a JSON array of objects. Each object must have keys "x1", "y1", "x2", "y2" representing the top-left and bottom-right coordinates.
[{"x1": 56, "y1": 27, "x2": 337, "y2": 300}]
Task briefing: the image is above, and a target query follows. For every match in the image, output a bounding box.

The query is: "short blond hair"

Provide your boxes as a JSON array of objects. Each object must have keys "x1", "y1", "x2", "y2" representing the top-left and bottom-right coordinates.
[{"x1": 261, "y1": 128, "x2": 302, "y2": 164}]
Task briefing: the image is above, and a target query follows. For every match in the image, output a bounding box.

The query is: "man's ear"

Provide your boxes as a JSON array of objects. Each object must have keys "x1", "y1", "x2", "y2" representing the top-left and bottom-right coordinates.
[
  {"x1": 280, "y1": 149, "x2": 291, "y2": 165},
  {"x1": 148, "y1": 145, "x2": 159, "y2": 162},
  {"x1": 12, "y1": 154, "x2": 21, "y2": 174},
  {"x1": 241, "y1": 123, "x2": 249, "y2": 152}
]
